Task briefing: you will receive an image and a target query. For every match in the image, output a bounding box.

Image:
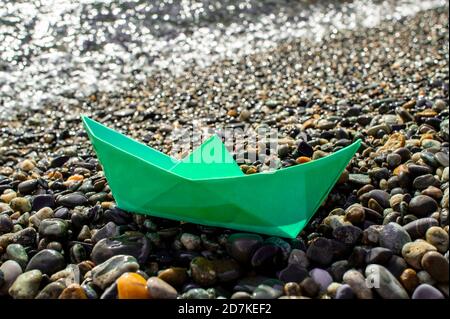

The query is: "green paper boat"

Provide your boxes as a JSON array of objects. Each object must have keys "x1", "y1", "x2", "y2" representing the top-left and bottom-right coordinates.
[{"x1": 82, "y1": 116, "x2": 361, "y2": 238}]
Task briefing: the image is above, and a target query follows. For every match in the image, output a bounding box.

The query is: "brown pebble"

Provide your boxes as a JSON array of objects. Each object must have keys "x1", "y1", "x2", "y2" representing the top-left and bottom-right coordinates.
[
  {"x1": 400, "y1": 268, "x2": 419, "y2": 293},
  {"x1": 58, "y1": 284, "x2": 88, "y2": 299}
]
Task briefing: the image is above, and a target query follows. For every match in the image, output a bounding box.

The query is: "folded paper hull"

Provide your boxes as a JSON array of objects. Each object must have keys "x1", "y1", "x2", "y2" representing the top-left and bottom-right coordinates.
[{"x1": 83, "y1": 116, "x2": 361, "y2": 238}]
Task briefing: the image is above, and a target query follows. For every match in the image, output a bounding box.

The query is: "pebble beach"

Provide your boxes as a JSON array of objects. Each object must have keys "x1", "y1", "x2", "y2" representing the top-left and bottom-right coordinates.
[{"x1": 0, "y1": 2, "x2": 449, "y2": 300}]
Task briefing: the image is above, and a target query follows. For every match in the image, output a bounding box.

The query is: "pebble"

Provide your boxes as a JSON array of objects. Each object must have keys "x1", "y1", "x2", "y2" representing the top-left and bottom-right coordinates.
[
  {"x1": 421, "y1": 186, "x2": 443, "y2": 200},
  {"x1": 332, "y1": 225, "x2": 362, "y2": 245},
  {"x1": 283, "y1": 282, "x2": 301, "y2": 296},
  {"x1": 379, "y1": 222, "x2": 411, "y2": 254},
  {"x1": 116, "y1": 272, "x2": 149, "y2": 299},
  {"x1": 400, "y1": 268, "x2": 420, "y2": 293},
  {"x1": 0, "y1": 260, "x2": 23, "y2": 295},
  {"x1": 147, "y1": 276, "x2": 178, "y2": 299},
  {"x1": 401, "y1": 240, "x2": 437, "y2": 269},
  {"x1": 91, "y1": 255, "x2": 140, "y2": 289},
  {"x1": 91, "y1": 221, "x2": 119, "y2": 243},
  {"x1": 288, "y1": 249, "x2": 310, "y2": 269},
  {"x1": 29, "y1": 207, "x2": 54, "y2": 228},
  {"x1": 8, "y1": 270, "x2": 42, "y2": 299},
  {"x1": 412, "y1": 174, "x2": 440, "y2": 190},
  {"x1": 25, "y1": 249, "x2": 65, "y2": 275},
  {"x1": 409, "y1": 195, "x2": 439, "y2": 217},
  {"x1": 226, "y1": 233, "x2": 263, "y2": 265},
  {"x1": 91, "y1": 234, "x2": 151, "y2": 264},
  {"x1": 277, "y1": 263, "x2": 308, "y2": 283},
  {"x1": 181, "y1": 288, "x2": 212, "y2": 299},
  {"x1": 190, "y1": 257, "x2": 217, "y2": 286},
  {"x1": 10, "y1": 197, "x2": 31, "y2": 213},
  {"x1": 58, "y1": 284, "x2": 88, "y2": 299},
  {"x1": 425, "y1": 226, "x2": 449, "y2": 253},
  {"x1": 360, "y1": 189, "x2": 390, "y2": 208},
  {"x1": 5, "y1": 244, "x2": 28, "y2": 269},
  {"x1": 299, "y1": 277, "x2": 320, "y2": 297},
  {"x1": 335, "y1": 284, "x2": 355, "y2": 299},
  {"x1": 386, "y1": 255, "x2": 408, "y2": 278},
  {"x1": 0, "y1": 214, "x2": 13, "y2": 233},
  {"x1": 310, "y1": 268, "x2": 333, "y2": 292},
  {"x1": 403, "y1": 218, "x2": 439, "y2": 239},
  {"x1": 342, "y1": 269, "x2": 373, "y2": 299},
  {"x1": 348, "y1": 174, "x2": 371, "y2": 185},
  {"x1": 365, "y1": 264, "x2": 409, "y2": 299},
  {"x1": 32, "y1": 194, "x2": 55, "y2": 211},
  {"x1": 252, "y1": 284, "x2": 283, "y2": 299},
  {"x1": 38, "y1": 218, "x2": 68, "y2": 239},
  {"x1": 412, "y1": 284, "x2": 445, "y2": 299},
  {"x1": 421, "y1": 251, "x2": 449, "y2": 282},
  {"x1": 344, "y1": 204, "x2": 365, "y2": 224},
  {"x1": 57, "y1": 192, "x2": 88, "y2": 208},
  {"x1": 157, "y1": 267, "x2": 187, "y2": 287},
  {"x1": 434, "y1": 152, "x2": 449, "y2": 167},
  {"x1": 365, "y1": 247, "x2": 393, "y2": 265},
  {"x1": 306, "y1": 237, "x2": 334, "y2": 266},
  {"x1": 19, "y1": 160, "x2": 35, "y2": 172},
  {"x1": 417, "y1": 270, "x2": 437, "y2": 286},
  {"x1": 35, "y1": 280, "x2": 66, "y2": 299},
  {"x1": 251, "y1": 244, "x2": 282, "y2": 271},
  {"x1": 213, "y1": 259, "x2": 241, "y2": 283},
  {"x1": 180, "y1": 233, "x2": 202, "y2": 251},
  {"x1": 17, "y1": 179, "x2": 38, "y2": 194}
]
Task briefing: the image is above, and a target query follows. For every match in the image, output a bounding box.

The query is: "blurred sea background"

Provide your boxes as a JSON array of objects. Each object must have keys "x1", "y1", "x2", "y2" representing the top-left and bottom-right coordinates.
[{"x1": 0, "y1": 0, "x2": 447, "y2": 119}]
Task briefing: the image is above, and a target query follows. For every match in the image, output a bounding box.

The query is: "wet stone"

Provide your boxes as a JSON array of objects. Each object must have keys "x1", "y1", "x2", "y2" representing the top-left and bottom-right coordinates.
[
  {"x1": 91, "y1": 222, "x2": 119, "y2": 243},
  {"x1": 421, "y1": 251, "x2": 449, "y2": 282},
  {"x1": 180, "y1": 233, "x2": 202, "y2": 251},
  {"x1": 91, "y1": 255, "x2": 139, "y2": 290},
  {"x1": 402, "y1": 241, "x2": 437, "y2": 269},
  {"x1": 400, "y1": 268, "x2": 420, "y2": 293},
  {"x1": 0, "y1": 260, "x2": 23, "y2": 295},
  {"x1": 310, "y1": 268, "x2": 333, "y2": 292},
  {"x1": 0, "y1": 214, "x2": 13, "y2": 233},
  {"x1": 25, "y1": 249, "x2": 65, "y2": 276},
  {"x1": 365, "y1": 264, "x2": 409, "y2": 299},
  {"x1": 365, "y1": 247, "x2": 393, "y2": 265},
  {"x1": 31, "y1": 194, "x2": 55, "y2": 211},
  {"x1": 57, "y1": 193, "x2": 88, "y2": 208},
  {"x1": 147, "y1": 276, "x2": 177, "y2": 299},
  {"x1": 425, "y1": 226, "x2": 448, "y2": 253},
  {"x1": 38, "y1": 218, "x2": 68, "y2": 239},
  {"x1": 412, "y1": 284, "x2": 445, "y2": 299},
  {"x1": 379, "y1": 222, "x2": 411, "y2": 254},
  {"x1": 116, "y1": 272, "x2": 149, "y2": 299},
  {"x1": 157, "y1": 267, "x2": 187, "y2": 287},
  {"x1": 403, "y1": 218, "x2": 439, "y2": 239},
  {"x1": 335, "y1": 284, "x2": 355, "y2": 299},
  {"x1": 8, "y1": 270, "x2": 42, "y2": 299},
  {"x1": 58, "y1": 283, "x2": 88, "y2": 299},
  {"x1": 226, "y1": 233, "x2": 263, "y2": 265},
  {"x1": 277, "y1": 263, "x2": 308, "y2": 283},
  {"x1": 413, "y1": 174, "x2": 440, "y2": 190},
  {"x1": 306, "y1": 237, "x2": 334, "y2": 266},
  {"x1": 332, "y1": 225, "x2": 362, "y2": 245},
  {"x1": 5, "y1": 244, "x2": 28, "y2": 269},
  {"x1": 252, "y1": 284, "x2": 283, "y2": 299},
  {"x1": 35, "y1": 280, "x2": 66, "y2": 299},
  {"x1": 342, "y1": 269, "x2": 373, "y2": 299},
  {"x1": 434, "y1": 152, "x2": 449, "y2": 167},
  {"x1": 91, "y1": 233, "x2": 151, "y2": 264},
  {"x1": 190, "y1": 257, "x2": 217, "y2": 286}
]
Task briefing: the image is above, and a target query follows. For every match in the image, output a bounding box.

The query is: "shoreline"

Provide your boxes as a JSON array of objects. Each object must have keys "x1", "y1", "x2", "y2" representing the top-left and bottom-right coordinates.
[{"x1": 0, "y1": 6, "x2": 449, "y2": 299}]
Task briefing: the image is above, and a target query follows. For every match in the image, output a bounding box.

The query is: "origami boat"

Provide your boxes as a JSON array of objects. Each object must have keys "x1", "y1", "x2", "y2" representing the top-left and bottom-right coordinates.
[{"x1": 82, "y1": 116, "x2": 361, "y2": 238}]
